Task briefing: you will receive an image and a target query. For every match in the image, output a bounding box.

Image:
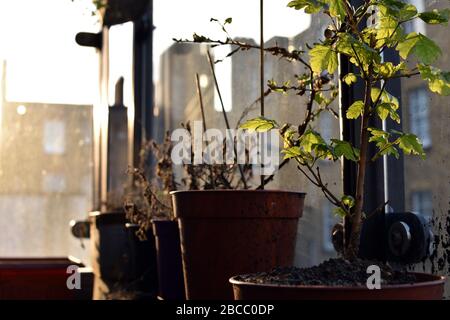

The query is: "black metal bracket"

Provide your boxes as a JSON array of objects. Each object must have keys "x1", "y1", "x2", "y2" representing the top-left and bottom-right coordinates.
[
  {"x1": 333, "y1": 212, "x2": 433, "y2": 264},
  {"x1": 75, "y1": 32, "x2": 102, "y2": 50},
  {"x1": 362, "y1": 211, "x2": 432, "y2": 264}
]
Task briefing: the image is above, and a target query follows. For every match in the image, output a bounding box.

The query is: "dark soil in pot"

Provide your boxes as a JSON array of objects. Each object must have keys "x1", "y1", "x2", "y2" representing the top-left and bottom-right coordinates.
[
  {"x1": 230, "y1": 258, "x2": 445, "y2": 300},
  {"x1": 234, "y1": 258, "x2": 416, "y2": 287}
]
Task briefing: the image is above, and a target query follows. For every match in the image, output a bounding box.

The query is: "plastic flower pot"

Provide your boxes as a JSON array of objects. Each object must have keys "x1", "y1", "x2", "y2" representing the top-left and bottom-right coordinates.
[
  {"x1": 171, "y1": 190, "x2": 305, "y2": 300},
  {"x1": 152, "y1": 219, "x2": 185, "y2": 300},
  {"x1": 229, "y1": 273, "x2": 445, "y2": 300}
]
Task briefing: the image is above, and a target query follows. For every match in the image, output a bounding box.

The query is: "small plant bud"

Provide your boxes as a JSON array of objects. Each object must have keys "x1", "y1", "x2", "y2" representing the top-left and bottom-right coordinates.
[{"x1": 324, "y1": 28, "x2": 334, "y2": 39}]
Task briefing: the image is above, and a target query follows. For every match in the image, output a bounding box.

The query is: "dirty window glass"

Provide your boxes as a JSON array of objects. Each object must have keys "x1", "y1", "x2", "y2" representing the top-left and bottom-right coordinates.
[{"x1": 0, "y1": 0, "x2": 99, "y2": 262}]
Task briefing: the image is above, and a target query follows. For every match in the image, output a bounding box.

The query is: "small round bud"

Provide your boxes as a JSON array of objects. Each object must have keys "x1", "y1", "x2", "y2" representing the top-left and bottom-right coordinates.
[{"x1": 324, "y1": 28, "x2": 334, "y2": 39}]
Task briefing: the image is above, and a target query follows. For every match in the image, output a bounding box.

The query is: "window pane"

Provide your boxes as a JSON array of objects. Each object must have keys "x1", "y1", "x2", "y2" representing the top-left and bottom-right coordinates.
[
  {"x1": 400, "y1": 0, "x2": 449, "y2": 296},
  {"x1": 0, "y1": 0, "x2": 98, "y2": 262}
]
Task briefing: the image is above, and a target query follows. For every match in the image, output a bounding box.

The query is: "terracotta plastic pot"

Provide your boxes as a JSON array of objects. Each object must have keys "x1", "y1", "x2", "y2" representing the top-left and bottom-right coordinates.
[
  {"x1": 171, "y1": 190, "x2": 305, "y2": 300},
  {"x1": 152, "y1": 219, "x2": 185, "y2": 300},
  {"x1": 229, "y1": 273, "x2": 446, "y2": 300}
]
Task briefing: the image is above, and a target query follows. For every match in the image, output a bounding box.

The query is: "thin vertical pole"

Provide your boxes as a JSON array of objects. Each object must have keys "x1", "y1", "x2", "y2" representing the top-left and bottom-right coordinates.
[
  {"x1": 260, "y1": 0, "x2": 265, "y2": 189},
  {"x1": 196, "y1": 72, "x2": 215, "y2": 188},
  {"x1": 195, "y1": 73, "x2": 207, "y2": 132},
  {"x1": 206, "y1": 50, "x2": 248, "y2": 188},
  {"x1": 260, "y1": 0, "x2": 264, "y2": 117}
]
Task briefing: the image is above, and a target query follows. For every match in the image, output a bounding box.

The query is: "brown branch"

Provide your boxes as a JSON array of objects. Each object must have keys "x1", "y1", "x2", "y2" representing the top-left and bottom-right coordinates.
[
  {"x1": 174, "y1": 37, "x2": 311, "y2": 68},
  {"x1": 348, "y1": 69, "x2": 374, "y2": 259},
  {"x1": 380, "y1": 71, "x2": 420, "y2": 81},
  {"x1": 298, "y1": 72, "x2": 316, "y2": 135}
]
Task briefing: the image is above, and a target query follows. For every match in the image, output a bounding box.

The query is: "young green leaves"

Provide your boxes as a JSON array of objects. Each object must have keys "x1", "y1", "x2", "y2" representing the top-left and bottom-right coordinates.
[
  {"x1": 309, "y1": 44, "x2": 338, "y2": 74},
  {"x1": 336, "y1": 33, "x2": 380, "y2": 72},
  {"x1": 345, "y1": 88, "x2": 400, "y2": 124},
  {"x1": 418, "y1": 9, "x2": 450, "y2": 25},
  {"x1": 396, "y1": 32, "x2": 442, "y2": 65},
  {"x1": 287, "y1": 0, "x2": 346, "y2": 18},
  {"x1": 346, "y1": 101, "x2": 364, "y2": 119},
  {"x1": 331, "y1": 139, "x2": 360, "y2": 162},
  {"x1": 239, "y1": 117, "x2": 279, "y2": 132},
  {"x1": 368, "y1": 128, "x2": 425, "y2": 161},
  {"x1": 287, "y1": 0, "x2": 323, "y2": 13},
  {"x1": 282, "y1": 129, "x2": 334, "y2": 162},
  {"x1": 418, "y1": 64, "x2": 450, "y2": 96},
  {"x1": 342, "y1": 73, "x2": 357, "y2": 85},
  {"x1": 371, "y1": 88, "x2": 400, "y2": 123}
]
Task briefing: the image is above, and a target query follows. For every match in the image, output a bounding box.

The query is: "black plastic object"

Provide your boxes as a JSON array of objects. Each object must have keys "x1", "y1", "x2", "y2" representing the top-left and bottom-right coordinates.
[
  {"x1": 357, "y1": 211, "x2": 432, "y2": 264},
  {"x1": 89, "y1": 211, "x2": 158, "y2": 299},
  {"x1": 75, "y1": 32, "x2": 102, "y2": 49},
  {"x1": 152, "y1": 219, "x2": 185, "y2": 300}
]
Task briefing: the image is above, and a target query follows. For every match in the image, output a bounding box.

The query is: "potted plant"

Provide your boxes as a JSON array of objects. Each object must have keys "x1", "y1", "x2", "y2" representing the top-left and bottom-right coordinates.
[
  {"x1": 87, "y1": 197, "x2": 158, "y2": 300},
  {"x1": 126, "y1": 118, "x2": 304, "y2": 300},
  {"x1": 224, "y1": 0, "x2": 450, "y2": 299},
  {"x1": 124, "y1": 132, "x2": 185, "y2": 300},
  {"x1": 169, "y1": 108, "x2": 308, "y2": 301}
]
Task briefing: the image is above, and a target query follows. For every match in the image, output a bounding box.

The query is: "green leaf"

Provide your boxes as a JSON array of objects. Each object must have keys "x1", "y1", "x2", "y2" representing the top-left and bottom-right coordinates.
[
  {"x1": 375, "y1": 15, "x2": 403, "y2": 48},
  {"x1": 368, "y1": 128, "x2": 400, "y2": 160},
  {"x1": 314, "y1": 143, "x2": 334, "y2": 160},
  {"x1": 376, "y1": 103, "x2": 390, "y2": 121},
  {"x1": 240, "y1": 117, "x2": 278, "y2": 132},
  {"x1": 371, "y1": 88, "x2": 399, "y2": 110},
  {"x1": 309, "y1": 44, "x2": 338, "y2": 74},
  {"x1": 368, "y1": 127, "x2": 388, "y2": 137},
  {"x1": 397, "y1": 133, "x2": 425, "y2": 159},
  {"x1": 314, "y1": 92, "x2": 325, "y2": 104},
  {"x1": 282, "y1": 127, "x2": 297, "y2": 148},
  {"x1": 413, "y1": 34, "x2": 442, "y2": 65},
  {"x1": 287, "y1": 0, "x2": 324, "y2": 13},
  {"x1": 336, "y1": 33, "x2": 380, "y2": 70},
  {"x1": 378, "y1": 0, "x2": 417, "y2": 20},
  {"x1": 376, "y1": 103, "x2": 400, "y2": 123},
  {"x1": 418, "y1": 64, "x2": 450, "y2": 96},
  {"x1": 371, "y1": 87, "x2": 381, "y2": 103},
  {"x1": 333, "y1": 207, "x2": 348, "y2": 218},
  {"x1": 378, "y1": 0, "x2": 409, "y2": 16},
  {"x1": 343, "y1": 73, "x2": 357, "y2": 85},
  {"x1": 398, "y1": 4, "x2": 418, "y2": 21},
  {"x1": 419, "y1": 9, "x2": 450, "y2": 25},
  {"x1": 282, "y1": 146, "x2": 302, "y2": 159},
  {"x1": 397, "y1": 33, "x2": 442, "y2": 65},
  {"x1": 331, "y1": 139, "x2": 360, "y2": 162},
  {"x1": 300, "y1": 130, "x2": 326, "y2": 153},
  {"x1": 341, "y1": 195, "x2": 355, "y2": 209},
  {"x1": 324, "y1": 0, "x2": 346, "y2": 19},
  {"x1": 346, "y1": 100, "x2": 364, "y2": 119},
  {"x1": 224, "y1": 17, "x2": 233, "y2": 24},
  {"x1": 396, "y1": 32, "x2": 419, "y2": 59},
  {"x1": 375, "y1": 1, "x2": 415, "y2": 48},
  {"x1": 376, "y1": 62, "x2": 405, "y2": 78}
]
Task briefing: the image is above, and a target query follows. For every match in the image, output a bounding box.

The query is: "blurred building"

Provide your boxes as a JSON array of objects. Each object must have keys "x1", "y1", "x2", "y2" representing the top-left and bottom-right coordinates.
[
  {"x1": 0, "y1": 62, "x2": 93, "y2": 259},
  {"x1": 156, "y1": 42, "x2": 212, "y2": 136}
]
